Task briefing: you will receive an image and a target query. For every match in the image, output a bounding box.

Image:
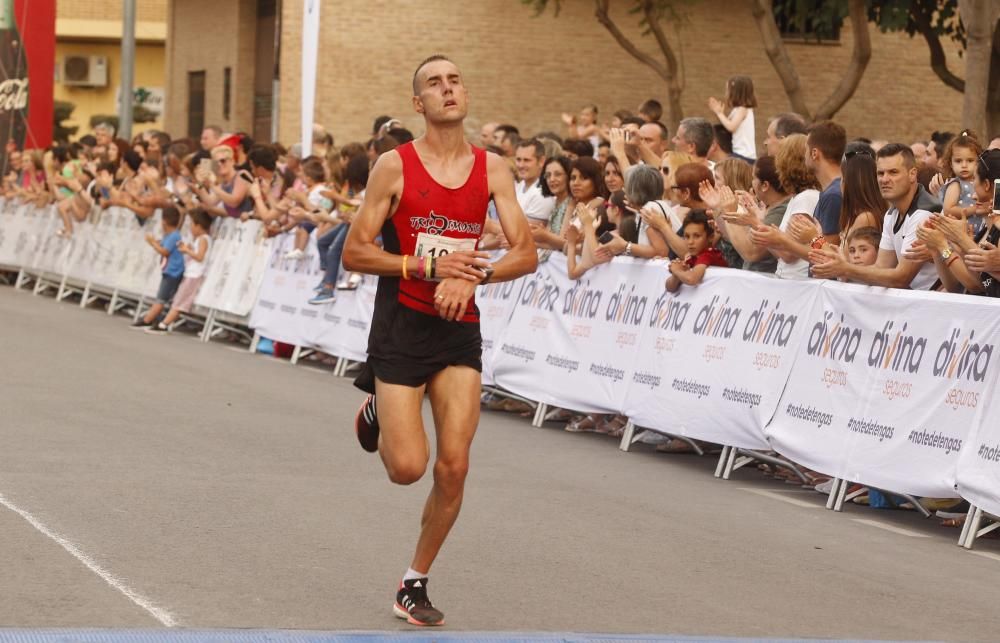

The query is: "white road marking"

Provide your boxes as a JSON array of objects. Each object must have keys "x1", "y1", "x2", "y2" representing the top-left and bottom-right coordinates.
[
  {"x1": 0, "y1": 492, "x2": 177, "y2": 626},
  {"x1": 738, "y1": 487, "x2": 822, "y2": 509},
  {"x1": 851, "y1": 518, "x2": 929, "y2": 538},
  {"x1": 969, "y1": 550, "x2": 1000, "y2": 563}
]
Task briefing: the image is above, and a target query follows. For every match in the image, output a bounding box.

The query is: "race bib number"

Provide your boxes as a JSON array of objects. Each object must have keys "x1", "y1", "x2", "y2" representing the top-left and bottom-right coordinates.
[
  {"x1": 414, "y1": 232, "x2": 476, "y2": 259},
  {"x1": 414, "y1": 233, "x2": 477, "y2": 281}
]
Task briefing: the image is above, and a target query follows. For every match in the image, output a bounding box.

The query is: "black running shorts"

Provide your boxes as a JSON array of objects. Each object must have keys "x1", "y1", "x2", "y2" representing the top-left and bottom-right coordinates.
[{"x1": 354, "y1": 302, "x2": 482, "y2": 393}]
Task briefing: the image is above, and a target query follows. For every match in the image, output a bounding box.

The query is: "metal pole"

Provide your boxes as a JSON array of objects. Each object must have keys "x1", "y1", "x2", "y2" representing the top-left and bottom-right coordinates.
[{"x1": 119, "y1": 0, "x2": 137, "y2": 141}]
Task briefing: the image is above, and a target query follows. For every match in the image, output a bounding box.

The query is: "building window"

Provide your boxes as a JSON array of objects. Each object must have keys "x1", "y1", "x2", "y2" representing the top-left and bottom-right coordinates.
[
  {"x1": 187, "y1": 71, "x2": 206, "y2": 138},
  {"x1": 773, "y1": 0, "x2": 842, "y2": 43},
  {"x1": 223, "y1": 67, "x2": 232, "y2": 121}
]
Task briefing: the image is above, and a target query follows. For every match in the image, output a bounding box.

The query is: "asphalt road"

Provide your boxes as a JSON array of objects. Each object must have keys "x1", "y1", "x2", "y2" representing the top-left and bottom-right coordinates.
[{"x1": 0, "y1": 284, "x2": 998, "y2": 640}]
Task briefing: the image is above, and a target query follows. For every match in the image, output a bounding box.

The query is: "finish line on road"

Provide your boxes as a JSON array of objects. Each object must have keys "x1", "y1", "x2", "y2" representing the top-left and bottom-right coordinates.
[{"x1": 0, "y1": 631, "x2": 916, "y2": 643}]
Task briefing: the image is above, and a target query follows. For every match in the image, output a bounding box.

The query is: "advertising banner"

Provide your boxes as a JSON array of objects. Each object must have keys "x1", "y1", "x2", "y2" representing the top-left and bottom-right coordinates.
[
  {"x1": 490, "y1": 255, "x2": 664, "y2": 413},
  {"x1": 766, "y1": 283, "x2": 1000, "y2": 498},
  {"x1": 623, "y1": 269, "x2": 816, "y2": 450}
]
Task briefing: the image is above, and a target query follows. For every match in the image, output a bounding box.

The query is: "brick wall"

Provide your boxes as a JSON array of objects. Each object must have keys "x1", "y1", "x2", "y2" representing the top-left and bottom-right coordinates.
[
  {"x1": 58, "y1": 0, "x2": 167, "y2": 22},
  {"x1": 164, "y1": 0, "x2": 256, "y2": 138},
  {"x1": 169, "y1": 0, "x2": 966, "y2": 148}
]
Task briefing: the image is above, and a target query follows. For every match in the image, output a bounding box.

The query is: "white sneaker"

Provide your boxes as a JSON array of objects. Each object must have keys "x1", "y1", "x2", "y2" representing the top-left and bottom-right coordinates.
[{"x1": 285, "y1": 248, "x2": 305, "y2": 260}]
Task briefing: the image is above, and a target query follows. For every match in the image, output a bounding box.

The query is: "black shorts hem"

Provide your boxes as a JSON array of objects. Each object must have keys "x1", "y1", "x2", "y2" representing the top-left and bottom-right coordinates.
[{"x1": 354, "y1": 354, "x2": 483, "y2": 393}]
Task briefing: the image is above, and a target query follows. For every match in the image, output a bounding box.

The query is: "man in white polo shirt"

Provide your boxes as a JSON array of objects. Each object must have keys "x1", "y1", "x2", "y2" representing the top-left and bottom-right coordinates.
[
  {"x1": 514, "y1": 138, "x2": 554, "y2": 225},
  {"x1": 810, "y1": 143, "x2": 941, "y2": 289}
]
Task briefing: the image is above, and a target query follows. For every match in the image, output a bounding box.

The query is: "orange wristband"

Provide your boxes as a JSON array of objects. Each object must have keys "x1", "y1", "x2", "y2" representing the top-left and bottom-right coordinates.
[{"x1": 402, "y1": 255, "x2": 409, "y2": 280}]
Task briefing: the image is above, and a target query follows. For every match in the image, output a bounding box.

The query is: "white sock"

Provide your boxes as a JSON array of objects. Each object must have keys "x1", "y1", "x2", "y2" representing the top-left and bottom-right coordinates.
[{"x1": 402, "y1": 567, "x2": 427, "y2": 582}]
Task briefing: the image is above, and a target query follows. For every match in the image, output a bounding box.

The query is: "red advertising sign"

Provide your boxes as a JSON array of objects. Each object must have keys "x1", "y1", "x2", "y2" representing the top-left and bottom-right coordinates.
[{"x1": 3, "y1": 0, "x2": 55, "y2": 156}]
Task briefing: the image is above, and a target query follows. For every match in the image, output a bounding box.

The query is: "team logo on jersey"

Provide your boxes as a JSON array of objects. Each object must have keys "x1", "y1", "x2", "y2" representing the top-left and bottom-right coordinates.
[{"x1": 409, "y1": 210, "x2": 482, "y2": 236}]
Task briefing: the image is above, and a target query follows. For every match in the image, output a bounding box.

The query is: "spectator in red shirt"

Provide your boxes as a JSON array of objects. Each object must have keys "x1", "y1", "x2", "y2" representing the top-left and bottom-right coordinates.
[{"x1": 666, "y1": 209, "x2": 727, "y2": 291}]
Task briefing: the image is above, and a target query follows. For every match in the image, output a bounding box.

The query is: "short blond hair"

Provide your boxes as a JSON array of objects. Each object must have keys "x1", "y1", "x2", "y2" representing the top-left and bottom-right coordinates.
[{"x1": 210, "y1": 145, "x2": 234, "y2": 161}]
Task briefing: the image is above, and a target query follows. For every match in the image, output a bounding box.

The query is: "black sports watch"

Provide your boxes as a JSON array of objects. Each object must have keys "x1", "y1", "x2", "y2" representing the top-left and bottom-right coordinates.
[{"x1": 479, "y1": 265, "x2": 495, "y2": 285}]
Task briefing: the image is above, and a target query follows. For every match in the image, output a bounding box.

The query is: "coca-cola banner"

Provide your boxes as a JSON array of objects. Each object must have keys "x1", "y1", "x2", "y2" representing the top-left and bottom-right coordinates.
[{"x1": 3, "y1": 0, "x2": 55, "y2": 164}]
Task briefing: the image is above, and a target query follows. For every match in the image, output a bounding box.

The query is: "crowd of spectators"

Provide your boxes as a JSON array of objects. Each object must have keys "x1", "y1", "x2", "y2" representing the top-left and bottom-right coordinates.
[{"x1": 3, "y1": 75, "x2": 1000, "y2": 516}]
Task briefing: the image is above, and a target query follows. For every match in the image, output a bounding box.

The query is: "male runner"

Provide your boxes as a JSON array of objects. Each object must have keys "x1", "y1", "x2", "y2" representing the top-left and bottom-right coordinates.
[{"x1": 341, "y1": 55, "x2": 537, "y2": 626}]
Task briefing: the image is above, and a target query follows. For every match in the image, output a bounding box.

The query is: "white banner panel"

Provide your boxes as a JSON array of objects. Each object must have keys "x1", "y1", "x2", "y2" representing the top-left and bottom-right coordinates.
[
  {"x1": 477, "y1": 273, "x2": 526, "y2": 387},
  {"x1": 956, "y1": 376, "x2": 1000, "y2": 517},
  {"x1": 194, "y1": 218, "x2": 269, "y2": 316},
  {"x1": 248, "y1": 230, "x2": 377, "y2": 361},
  {"x1": 247, "y1": 231, "x2": 325, "y2": 348},
  {"x1": 491, "y1": 255, "x2": 663, "y2": 413},
  {"x1": 622, "y1": 269, "x2": 816, "y2": 450},
  {"x1": 766, "y1": 283, "x2": 1000, "y2": 498}
]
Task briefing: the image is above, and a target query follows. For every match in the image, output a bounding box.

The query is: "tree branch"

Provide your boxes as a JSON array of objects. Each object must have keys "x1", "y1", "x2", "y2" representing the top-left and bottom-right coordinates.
[
  {"x1": 593, "y1": 0, "x2": 669, "y2": 81},
  {"x1": 814, "y1": 0, "x2": 872, "y2": 120},
  {"x1": 749, "y1": 0, "x2": 811, "y2": 119},
  {"x1": 641, "y1": 0, "x2": 680, "y2": 79},
  {"x1": 912, "y1": 0, "x2": 965, "y2": 92}
]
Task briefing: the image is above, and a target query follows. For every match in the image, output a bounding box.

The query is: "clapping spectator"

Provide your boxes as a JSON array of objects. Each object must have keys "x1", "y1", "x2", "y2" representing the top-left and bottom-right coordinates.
[{"x1": 708, "y1": 75, "x2": 757, "y2": 162}]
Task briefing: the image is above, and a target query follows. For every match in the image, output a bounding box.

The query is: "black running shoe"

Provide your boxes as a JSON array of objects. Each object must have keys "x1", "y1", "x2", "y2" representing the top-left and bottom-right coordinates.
[
  {"x1": 355, "y1": 394, "x2": 379, "y2": 453},
  {"x1": 130, "y1": 318, "x2": 154, "y2": 329},
  {"x1": 393, "y1": 578, "x2": 444, "y2": 626}
]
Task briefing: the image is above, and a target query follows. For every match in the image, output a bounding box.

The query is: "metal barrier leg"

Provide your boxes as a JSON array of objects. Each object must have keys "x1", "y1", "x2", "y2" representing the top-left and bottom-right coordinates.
[
  {"x1": 825, "y1": 478, "x2": 842, "y2": 510},
  {"x1": 107, "y1": 289, "x2": 118, "y2": 315},
  {"x1": 721, "y1": 446, "x2": 738, "y2": 480},
  {"x1": 132, "y1": 296, "x2": 145, "y2": 323},
  {"x1": 958, "y1": 504, "x2": 976, "y2": 547},
  {"x1": 198, "y1": 309, "x2": 212, "y2": 342},
  {"x1": 249, "y1": 331, "x2": 260, "y2": 354},
  {"x1": 834, "y1": 479, "x2": 850, "y2": 512},
  {"x1": 80, "y1": 282, "x2": 91, "y2": 308},
  {"x1": 618, "y1": 420, "x2": 635, "y2": 452},
  {"x1": 898, "y1": 493, "x2": 932, "y2": 519},
  {"x1": 531, "y1": 403, "x2": 547, "y2": 428},
  {"x1": 56, "y1": 275, "x2": 68, "y2": 301},
  {"x1": 290, "y1": 345, "x2": 302, "y2": 365},
  {"x1": 14, "y1": 269, "x2": 27, "y2": 289},
  {"x1": 32, "y1": 275, "x2": 45, "y2": 295},
  {"x1": 963, "y1": 507, "x2": 984, "y2": 550},
  {"x1": 713, "y1": 446, "x2": 731, "y2": 478}
]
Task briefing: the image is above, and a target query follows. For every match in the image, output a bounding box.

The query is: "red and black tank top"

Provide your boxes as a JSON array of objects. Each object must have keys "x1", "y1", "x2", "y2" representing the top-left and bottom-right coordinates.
[{"x1": 381, "y1": 141, "x2": 489, "y2": 323}]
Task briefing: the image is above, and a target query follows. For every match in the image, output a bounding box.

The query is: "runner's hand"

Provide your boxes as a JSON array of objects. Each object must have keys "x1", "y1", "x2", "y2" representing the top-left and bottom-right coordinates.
[
  {"x1": 434, "y1": 277, "x2": 477, "y2": 321},
  {"x1": 432, "y1": 250, "x2": 491, "y2": 282}
]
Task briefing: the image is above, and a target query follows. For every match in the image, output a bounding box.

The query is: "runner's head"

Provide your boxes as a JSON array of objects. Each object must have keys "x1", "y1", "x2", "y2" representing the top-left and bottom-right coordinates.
[{"x1": 412, "y1": 55, "x2": 468, "y2": 125}]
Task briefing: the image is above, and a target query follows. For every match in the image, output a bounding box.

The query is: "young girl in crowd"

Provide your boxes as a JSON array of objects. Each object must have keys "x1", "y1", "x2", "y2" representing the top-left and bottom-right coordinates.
[
  {"x1": 709, "y1": 76, "x2": 757, "y2": 162},
  {"x1": 939, "y1": 131, "x2": 983, "y2": 233},
  {"x1": 562, "y1": 105, "x2": 601, "y2": 151},
  {"x1": 666, "y1": 210, "x2": 728, "y2": 292},
  {"x1": 284, "y1": 158, "x2": 332, "y2": 261},
  {"x1": 146, "y1": 209, "x2": 213, "y2": 334}
]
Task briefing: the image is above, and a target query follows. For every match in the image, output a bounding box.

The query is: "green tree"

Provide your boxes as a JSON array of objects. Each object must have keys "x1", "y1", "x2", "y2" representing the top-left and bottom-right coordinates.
[{"x1": 53, "y1": 101, "x2": 79, "y2": 144}]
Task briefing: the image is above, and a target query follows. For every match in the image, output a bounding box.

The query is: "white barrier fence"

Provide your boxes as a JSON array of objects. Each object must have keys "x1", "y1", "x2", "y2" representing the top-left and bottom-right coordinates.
[{"x1": 3, "y1": 201, "x2": 1000, "y2": 548}]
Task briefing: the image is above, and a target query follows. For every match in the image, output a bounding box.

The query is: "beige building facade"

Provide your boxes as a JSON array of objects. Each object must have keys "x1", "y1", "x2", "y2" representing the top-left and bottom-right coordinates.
[
  {"x1": 55, "y1": 0, "x2": 167, "y2": 136},
  {"x1": 166, "y1": 0, "x2": 966, "y2": 148}
]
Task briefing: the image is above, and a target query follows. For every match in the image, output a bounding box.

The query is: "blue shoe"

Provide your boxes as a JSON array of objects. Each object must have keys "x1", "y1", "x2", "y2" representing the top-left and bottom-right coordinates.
[
  {"x1": 313, "y1": 282, "x2": 326, "y2": 292},
  {"x1": 308, "y1": 290, "x2": 336, "y2": 305}
]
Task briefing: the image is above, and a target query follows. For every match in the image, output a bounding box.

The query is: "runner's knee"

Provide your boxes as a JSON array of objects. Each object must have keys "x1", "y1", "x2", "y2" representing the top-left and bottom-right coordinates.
[
  {"x1": 386, "y1": 457, "x2": 427, "y2": 485},
  {"x1": 433, "y1": 457, "x2": 469, "y2": 489}
]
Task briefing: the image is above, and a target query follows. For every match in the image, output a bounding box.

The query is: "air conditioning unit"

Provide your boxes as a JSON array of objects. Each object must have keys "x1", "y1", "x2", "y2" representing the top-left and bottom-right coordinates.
[{"x1": 62, "y1": 55, "x2": 108, "y2": 87}]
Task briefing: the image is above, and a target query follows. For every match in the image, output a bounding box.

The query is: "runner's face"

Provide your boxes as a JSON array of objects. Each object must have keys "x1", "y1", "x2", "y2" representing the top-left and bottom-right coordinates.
[{"x1": 414, "y1": 60, "x2": 468, "y2": 124}]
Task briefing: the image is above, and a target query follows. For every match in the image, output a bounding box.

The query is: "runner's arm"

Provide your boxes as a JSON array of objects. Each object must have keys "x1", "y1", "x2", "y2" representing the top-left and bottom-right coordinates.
[{"x1": 487, "y1": 152, "x2": 538, "y2": 282}]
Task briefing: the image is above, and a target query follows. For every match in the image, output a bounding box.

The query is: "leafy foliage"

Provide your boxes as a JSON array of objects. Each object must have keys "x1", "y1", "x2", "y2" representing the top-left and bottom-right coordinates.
[{"x1": 53, "y1": 101, "x2": 79, "y2": 144}]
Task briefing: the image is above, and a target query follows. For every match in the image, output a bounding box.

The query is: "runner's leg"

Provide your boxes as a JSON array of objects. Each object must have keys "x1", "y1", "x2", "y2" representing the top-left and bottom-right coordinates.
[
  {"x1": 375, "y1": 377, "x2": 430, "y2": 485},
  {"x1": 410, "y1": 364, "x2": 480, "y2": 573}
]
